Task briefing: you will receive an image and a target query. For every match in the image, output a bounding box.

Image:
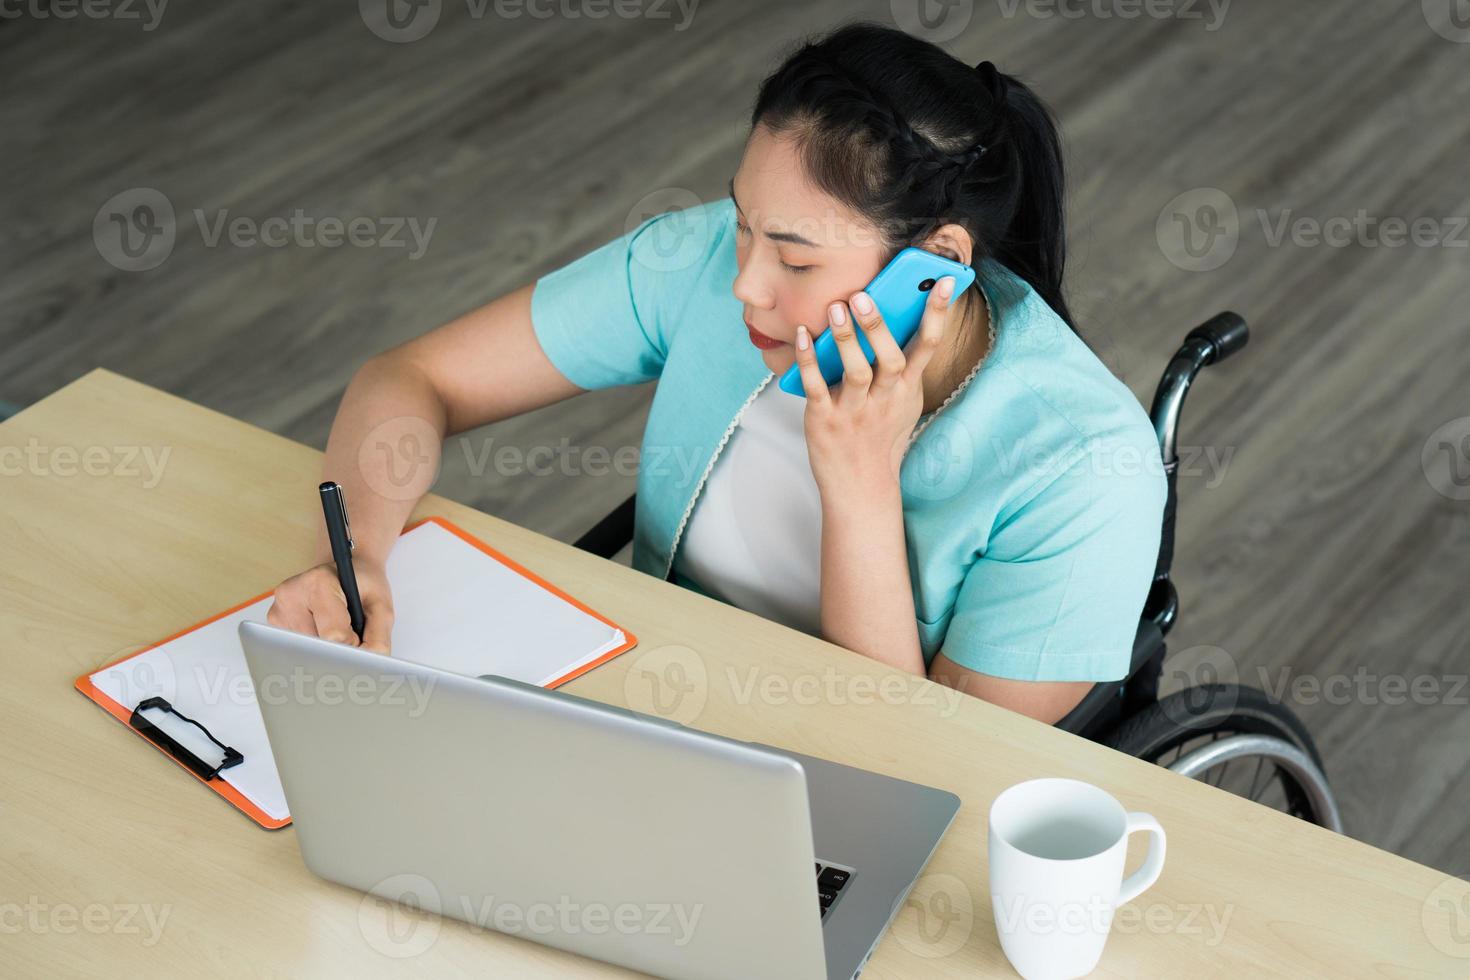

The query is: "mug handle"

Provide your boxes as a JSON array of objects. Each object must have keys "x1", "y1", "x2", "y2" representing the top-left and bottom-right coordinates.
[{"x1": 1116, "y1": 812, "x2": 1167, "y2": 906}]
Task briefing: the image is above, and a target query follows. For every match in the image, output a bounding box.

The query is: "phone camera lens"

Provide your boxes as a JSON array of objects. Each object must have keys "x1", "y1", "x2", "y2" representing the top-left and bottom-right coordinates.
[{"x1": 918, "y1": 278, "x2": 936, "y2": 292}]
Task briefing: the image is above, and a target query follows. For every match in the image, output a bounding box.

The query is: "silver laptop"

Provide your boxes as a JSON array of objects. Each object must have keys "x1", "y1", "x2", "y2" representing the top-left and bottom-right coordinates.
[{"x1": 239, "y1": 621, "x2": 960, "y2": 980}]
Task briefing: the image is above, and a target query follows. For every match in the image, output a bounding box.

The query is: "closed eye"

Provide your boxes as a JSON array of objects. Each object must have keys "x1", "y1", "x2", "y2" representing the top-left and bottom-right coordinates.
[{"x1": 734, "y1": 218, "x2": 813, "y2": 273}]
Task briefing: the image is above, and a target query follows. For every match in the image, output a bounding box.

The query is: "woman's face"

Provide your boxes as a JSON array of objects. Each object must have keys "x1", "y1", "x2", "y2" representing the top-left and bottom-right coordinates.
[{"x1": 730, "y1": 125, "x2": 893, "y2": 376}]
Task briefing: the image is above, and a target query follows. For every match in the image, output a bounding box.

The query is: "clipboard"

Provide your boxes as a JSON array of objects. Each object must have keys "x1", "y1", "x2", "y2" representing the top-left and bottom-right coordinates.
[{"x1": 74, "y1": 516, "x2": 639, "y2": 830}]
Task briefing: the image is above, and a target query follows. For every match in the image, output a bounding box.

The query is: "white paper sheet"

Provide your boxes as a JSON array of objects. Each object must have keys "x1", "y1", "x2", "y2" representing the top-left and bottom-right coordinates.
[{"x1": 88, "y1": 520, "x2": 627, "y2": 822}]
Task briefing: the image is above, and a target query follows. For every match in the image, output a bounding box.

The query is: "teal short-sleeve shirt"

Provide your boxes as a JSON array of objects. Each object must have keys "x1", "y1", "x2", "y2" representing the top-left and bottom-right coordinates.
[{"x1": 530, "y1": 198, "x2": 1165, "y2": 682}]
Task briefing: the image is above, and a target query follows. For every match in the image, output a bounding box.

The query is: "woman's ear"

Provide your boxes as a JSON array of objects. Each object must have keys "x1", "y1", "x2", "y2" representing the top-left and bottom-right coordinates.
[{"x1": 920, "y1": 223, "x2": 975, "y2": 266}]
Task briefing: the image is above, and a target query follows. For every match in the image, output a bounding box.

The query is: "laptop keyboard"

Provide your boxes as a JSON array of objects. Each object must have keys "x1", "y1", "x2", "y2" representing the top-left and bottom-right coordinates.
[{"x1": 815, "y1": 860, "x2": 854, "y2": 921}]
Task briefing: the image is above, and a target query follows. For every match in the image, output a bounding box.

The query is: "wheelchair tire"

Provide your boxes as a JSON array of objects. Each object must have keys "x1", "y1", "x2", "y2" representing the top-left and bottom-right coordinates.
[{"x1": 1106, "y1": 683, "x2": 1337, "y2": 828}]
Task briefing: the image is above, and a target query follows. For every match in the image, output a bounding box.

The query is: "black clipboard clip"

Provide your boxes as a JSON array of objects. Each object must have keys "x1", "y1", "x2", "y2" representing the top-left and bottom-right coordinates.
[{"x1": 129, "y1": 696, "x2": 244, "y2": 781}]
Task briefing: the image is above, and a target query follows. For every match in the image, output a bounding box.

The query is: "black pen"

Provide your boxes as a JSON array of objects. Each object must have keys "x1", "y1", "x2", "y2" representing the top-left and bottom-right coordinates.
[{"x1": 319, "y1": 481, "x2": 366, "y2": 643}]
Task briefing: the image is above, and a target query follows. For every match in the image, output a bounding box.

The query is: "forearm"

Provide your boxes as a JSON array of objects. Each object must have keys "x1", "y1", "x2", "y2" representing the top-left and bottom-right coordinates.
[
  {"x1": 316, "y1": 353, "x2": 449, "y2": 566},
  {"x1": 818, "y1": 478, "x2": 926, "y2": 676}
]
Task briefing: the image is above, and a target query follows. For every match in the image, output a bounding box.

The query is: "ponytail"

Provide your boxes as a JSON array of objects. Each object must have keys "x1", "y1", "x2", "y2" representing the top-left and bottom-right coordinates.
[
  {"x1": 987, "y1": 71, "x2": 1077, "y2": 331},
  {"x1": 751, "y1": 21, "x2": 1083, "y2": 339}
]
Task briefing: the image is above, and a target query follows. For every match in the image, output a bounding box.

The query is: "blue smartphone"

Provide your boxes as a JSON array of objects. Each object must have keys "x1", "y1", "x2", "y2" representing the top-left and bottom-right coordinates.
[{"x1": 778, "y1": 247, "x2": 978, "y2": 397}]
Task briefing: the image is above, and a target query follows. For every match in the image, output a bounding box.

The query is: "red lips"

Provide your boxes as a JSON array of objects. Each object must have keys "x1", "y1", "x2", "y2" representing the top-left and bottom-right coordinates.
[{"x1": 745, "y1": 321, "x2": 786, "y2": 350}]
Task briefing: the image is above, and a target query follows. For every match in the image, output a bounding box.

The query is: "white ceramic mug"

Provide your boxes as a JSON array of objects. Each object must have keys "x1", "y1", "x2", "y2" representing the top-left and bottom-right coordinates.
[{"x1": 988, "y1": 778, "x2": 1167, "y2": 979}]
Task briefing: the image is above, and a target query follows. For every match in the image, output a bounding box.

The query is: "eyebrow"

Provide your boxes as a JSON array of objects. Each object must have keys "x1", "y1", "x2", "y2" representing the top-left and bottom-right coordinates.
[{"x1": 729, "y1": 177, "x2": 822, "y2": 249}]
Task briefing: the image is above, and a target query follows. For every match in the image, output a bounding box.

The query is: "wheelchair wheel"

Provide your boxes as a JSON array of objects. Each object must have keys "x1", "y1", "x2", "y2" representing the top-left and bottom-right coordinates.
[{"x1": 1106, "y1": 684, "x2": 1343, "y2": 833}]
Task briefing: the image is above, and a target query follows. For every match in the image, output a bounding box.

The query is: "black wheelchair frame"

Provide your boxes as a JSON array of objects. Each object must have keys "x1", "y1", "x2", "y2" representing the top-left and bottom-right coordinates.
[{"x1": 573, "y1": 313, "x2": 1343, "y2": 831}]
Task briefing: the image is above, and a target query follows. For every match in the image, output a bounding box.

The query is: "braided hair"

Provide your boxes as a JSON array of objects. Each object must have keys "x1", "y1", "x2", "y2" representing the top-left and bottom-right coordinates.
[{"x1": 749, "y1": 21, "x2": 1081, "y2": 338}]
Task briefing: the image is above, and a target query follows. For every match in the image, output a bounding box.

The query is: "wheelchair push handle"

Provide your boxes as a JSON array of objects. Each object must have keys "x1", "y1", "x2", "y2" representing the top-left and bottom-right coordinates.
[
  {"x1": 1152, "y1": 311, "x2": 1251, "y2": 457},
  {"x1": 1145, "y1": 310, "x2": 1251, "y2": 617},
  {"x1": 1185, "y1": 311, "x2": 1249, "y2": 364}
]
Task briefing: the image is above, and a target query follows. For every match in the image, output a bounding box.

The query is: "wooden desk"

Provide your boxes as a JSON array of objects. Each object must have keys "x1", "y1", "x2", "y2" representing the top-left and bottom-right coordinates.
[{"x1": 1, "y1": 370, "x2": 1463, "y2": 977}]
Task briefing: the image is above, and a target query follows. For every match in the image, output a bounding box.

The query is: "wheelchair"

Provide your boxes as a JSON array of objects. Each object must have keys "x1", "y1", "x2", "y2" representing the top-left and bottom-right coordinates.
[{"x1": 573, "y1": 313, "x2": 1343, "y2": 833}]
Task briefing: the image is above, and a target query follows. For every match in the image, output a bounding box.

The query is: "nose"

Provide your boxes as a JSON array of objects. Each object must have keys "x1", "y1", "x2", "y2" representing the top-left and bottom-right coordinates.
[{"x1": 731, "y1": 250, "x2": 774, "y2": 310}]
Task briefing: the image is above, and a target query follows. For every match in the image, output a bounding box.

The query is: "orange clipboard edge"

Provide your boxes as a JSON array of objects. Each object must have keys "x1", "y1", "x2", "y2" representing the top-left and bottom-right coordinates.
[
  {"x1": 73, "y1": 515, "x2": 638, "y2": 831},
  {"x1": 73, "y1": 586, "x2": 291, "y2": 830},
  {"x1": 412, "y1": 515, "x2": 640, "y2": 687}
]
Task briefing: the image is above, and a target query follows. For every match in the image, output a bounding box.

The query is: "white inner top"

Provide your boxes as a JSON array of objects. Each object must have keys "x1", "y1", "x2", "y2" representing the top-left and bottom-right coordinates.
[
  {"x1": 674, "y1": 379, "x2": 825, "y2": 636},
  {"x1": 673, "y1": 284, "x2": 996, "y2": 637}
]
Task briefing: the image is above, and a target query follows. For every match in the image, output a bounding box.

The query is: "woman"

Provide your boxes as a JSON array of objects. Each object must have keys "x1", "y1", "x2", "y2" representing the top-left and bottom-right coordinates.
[{"x1": 268, "y1": 22, "x2": 1166, "y2": 724}]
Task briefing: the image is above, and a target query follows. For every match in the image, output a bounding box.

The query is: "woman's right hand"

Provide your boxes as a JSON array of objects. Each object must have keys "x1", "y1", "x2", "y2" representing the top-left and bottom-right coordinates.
[{"x1": 266, "y1": 558, "x2": 396, "y2": 654}]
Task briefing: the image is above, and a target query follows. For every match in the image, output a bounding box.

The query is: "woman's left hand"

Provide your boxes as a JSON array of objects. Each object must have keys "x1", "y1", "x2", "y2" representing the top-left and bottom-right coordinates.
[{"x1": 793, "y1": 275, "x2": 957, "y2": 496}]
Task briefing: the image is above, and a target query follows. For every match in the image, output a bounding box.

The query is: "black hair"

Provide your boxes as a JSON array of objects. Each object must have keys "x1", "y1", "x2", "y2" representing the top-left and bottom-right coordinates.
[{"x1": 749, "y1": 21, "x2": 1082, "y2": 339}]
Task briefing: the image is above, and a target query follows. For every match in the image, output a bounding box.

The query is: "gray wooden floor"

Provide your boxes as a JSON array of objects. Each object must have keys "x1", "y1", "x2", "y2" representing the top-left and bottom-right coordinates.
[{"x1": 4, "y1": 2, "x2": 1468, "y2": 873}]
